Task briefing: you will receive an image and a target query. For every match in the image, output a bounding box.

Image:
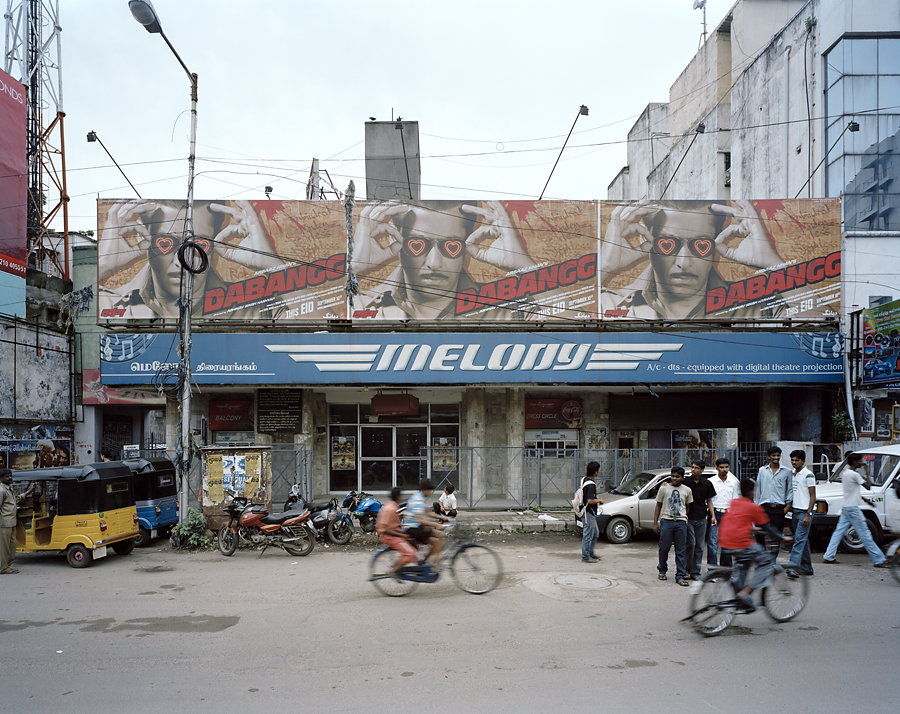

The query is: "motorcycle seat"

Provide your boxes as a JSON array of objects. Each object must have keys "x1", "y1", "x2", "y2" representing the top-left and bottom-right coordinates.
[
  {"x1": 307, "y1": 501, "x2": 331, "y2": 512},
  {"x1": 262, "y1": 511, "x2": 305, "y2": 525}
]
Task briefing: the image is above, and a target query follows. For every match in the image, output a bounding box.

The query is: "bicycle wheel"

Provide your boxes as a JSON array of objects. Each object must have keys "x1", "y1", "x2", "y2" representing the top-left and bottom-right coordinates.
[
  {"x1": 762, "y1": 565, "x2": 809, "y2": 622},
  {"x1": 369, "y1": 548, "x2": 418, "y2": 597},
  {"x1": 687, "y1": 569, "x2": 736, "y2": 637},
  {"x1": 450, "y1": 544, "x2": 503, "y2": 594}
]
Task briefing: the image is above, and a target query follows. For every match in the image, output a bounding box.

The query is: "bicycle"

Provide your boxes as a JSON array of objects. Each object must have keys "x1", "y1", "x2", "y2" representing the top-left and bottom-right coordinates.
[
  {"x1": 683, "y1": 562, "x2": 809, "y2": 636},
  {"x1": 369, "y1": 523, "x2": 503, "y2": 597}
]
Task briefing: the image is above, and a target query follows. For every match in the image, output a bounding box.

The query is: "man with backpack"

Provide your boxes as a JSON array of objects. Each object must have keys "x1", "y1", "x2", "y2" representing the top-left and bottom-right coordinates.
[{"x1": 577, "y1": 461, "x2": 604, "y2": 563}]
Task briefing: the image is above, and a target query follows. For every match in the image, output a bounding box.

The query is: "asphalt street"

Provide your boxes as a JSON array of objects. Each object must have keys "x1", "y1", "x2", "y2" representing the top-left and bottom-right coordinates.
[{"x1": 2, "y1": 532, "x2": 898, "y2": 713}]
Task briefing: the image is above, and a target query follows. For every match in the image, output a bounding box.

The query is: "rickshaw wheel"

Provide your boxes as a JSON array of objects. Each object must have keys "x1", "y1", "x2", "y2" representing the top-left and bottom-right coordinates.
[
  {"x1": 66, "y1": 544, "x2": 93, "y2": 568},
  {"x1": 113, "y1": 539, "x2": 135, "y2": 556},
  {"x1": 134, "y1": 527, "x2": 151, "y2": 548}
]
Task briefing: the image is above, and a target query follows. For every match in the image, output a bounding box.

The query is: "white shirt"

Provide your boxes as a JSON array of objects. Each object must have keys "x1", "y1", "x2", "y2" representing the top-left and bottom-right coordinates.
[
  {"x1": 710, "y1": 472, "x2": 740, "y2": 510},
  {"x1": 841, "y1": 468, "x2": 865, "y2": 508},
  {"x1": 439, "y1": 491, "x2": 457, "y2": 511},
  {"x1": 791, "y1": 466, "x2": 816, "y2": 510}
]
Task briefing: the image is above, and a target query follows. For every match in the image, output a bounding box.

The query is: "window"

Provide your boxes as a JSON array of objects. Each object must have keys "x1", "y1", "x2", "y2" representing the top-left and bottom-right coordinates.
[{"x1": 825, "y1": 36, "x2": 900, "y2": 230}]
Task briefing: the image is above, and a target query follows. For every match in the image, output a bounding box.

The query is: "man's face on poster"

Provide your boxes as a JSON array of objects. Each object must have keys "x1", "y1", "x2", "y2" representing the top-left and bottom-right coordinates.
[
  {"x1": 146, "y1": 204, "x2": 214, "y2": 301},
  {"x1": 399, "y1": 208, "x2": 467, "y2": 296},
  {"x1": 648, "y1": 208, "x2": 717, "y2": 298}
]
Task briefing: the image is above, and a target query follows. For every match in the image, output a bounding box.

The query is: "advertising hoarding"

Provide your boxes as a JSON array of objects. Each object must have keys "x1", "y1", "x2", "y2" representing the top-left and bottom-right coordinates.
[
  {"x1": 861, "y1": 297, "x2": 900, "y2": 388},
  {"x1": 0, "y1": 68, "x2": 27, "y2": 316},
  {"x1": 96, "y1": 198, "x2": 839, "y2": 324},
  {"x1": 599, "y1": 199, "x2": 841, "y2": 320},
  {"x1": 100, "y1": 331, "x2": 843, "y2": 386}
]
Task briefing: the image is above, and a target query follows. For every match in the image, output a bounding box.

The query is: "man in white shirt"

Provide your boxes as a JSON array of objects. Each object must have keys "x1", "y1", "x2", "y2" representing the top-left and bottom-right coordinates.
[
  {"x1": 707, "y1": 457, "x2": 741, "y2": 567},
  {"x1": 787, "y1": 450, "x2": 817, "y2": 576},
  {"x1": 822, "y1": 452, "x2": 888, "y2": 567},
  {"x1": 433, "y1": 484, "x2": 458, "y2": 518}
]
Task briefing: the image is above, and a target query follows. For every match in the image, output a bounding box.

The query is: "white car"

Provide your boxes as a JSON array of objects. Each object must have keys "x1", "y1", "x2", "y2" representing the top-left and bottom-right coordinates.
[
  {"x1": 576, "y1": 467, "x2": 718, "y2": 544},
  {"x1": 812, "y1": 445, "x2": 900, "y2": 551}
]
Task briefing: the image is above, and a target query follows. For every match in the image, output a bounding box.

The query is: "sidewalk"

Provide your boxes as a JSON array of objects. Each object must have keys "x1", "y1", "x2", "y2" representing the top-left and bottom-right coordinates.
[{"x1": 453, "y1": 509, "x2": 577, "y2": 533}]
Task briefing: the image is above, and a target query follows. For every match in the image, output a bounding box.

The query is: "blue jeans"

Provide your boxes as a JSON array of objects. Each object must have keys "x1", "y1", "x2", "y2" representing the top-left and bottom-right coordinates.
[
  {"x1": 823, "y1": 506, "x2": 886, "y2": 564},
  {"x1": 723, "y1": 543, "x2": 775, "y2": 593},
  {"x1": 707, "y1": 510, "x2": 732, "y2": 567},
  {"x1": 686, "y1": 518, "x2": 707, "y2": 577},
  {"x1": 658, "y1": 519, "x2": 687, "y2": 578},
  {"x1": 789, "y1": 509, "x2": 814, "y2": 574},
  {"x1": 581, "y1": 511, "x2": 599, "y2": 560}
]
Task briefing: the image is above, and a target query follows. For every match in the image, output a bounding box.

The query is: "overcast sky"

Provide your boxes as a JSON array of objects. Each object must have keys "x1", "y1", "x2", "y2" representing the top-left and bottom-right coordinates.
[{"x1": 52, "y1": 0, "x2": 736, "y2": 232}]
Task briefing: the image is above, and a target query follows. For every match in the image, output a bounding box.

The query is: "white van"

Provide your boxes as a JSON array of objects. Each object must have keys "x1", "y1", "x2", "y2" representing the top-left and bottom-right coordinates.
[{"x1": 813, "y1": 445, "x2": 900, "y2": 551}]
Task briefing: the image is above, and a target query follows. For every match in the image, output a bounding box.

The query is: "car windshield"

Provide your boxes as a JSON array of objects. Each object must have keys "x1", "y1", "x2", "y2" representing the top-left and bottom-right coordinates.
[
  {"x1": 611, "y1": 472, "x2": 657, "y2": 496},
  {"x1": 830, "y1": 453, "x2": 900, "y2": 487}
]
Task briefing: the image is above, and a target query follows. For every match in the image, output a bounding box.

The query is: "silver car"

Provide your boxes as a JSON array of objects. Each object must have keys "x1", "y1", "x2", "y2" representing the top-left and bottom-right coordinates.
[{"x1": 582, "y1": 466, "x2": 719, "y2": 544}]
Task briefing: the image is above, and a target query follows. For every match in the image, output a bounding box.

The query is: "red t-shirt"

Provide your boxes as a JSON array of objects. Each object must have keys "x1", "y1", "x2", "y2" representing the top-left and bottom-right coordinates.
[
  {"x1": 717, "y1": 497, "x2": 769, "y2": 550},
  {"x1": 375, "y1": 501, "x2": 400, "y2": 539}
]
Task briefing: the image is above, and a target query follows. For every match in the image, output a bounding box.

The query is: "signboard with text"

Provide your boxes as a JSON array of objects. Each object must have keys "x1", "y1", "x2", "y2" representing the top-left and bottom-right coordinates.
[{"x1": 861, "y1": 297, "x2": 900, "y2": 388}]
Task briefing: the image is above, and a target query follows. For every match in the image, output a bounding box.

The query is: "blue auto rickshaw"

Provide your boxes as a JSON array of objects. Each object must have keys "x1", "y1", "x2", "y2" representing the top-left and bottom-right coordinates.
[{"x1": 124, "y1": 457, "x2": 178, "y2": 547}]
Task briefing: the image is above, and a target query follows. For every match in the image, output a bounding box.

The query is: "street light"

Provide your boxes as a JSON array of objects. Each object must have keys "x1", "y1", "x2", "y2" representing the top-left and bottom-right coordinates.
[{"x1": 128, "y1": 0, "x2": 202, "y2": 522}]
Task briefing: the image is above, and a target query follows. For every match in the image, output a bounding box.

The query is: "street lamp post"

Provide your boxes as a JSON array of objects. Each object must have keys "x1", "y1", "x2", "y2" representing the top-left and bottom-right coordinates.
[{"x1": 129, "y1": 0, "x2": 200, "y2": 522}]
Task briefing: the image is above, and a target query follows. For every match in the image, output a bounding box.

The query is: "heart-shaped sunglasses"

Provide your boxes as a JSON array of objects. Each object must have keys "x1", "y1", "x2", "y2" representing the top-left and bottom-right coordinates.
[
  {"x1": 403, "y1": 237, "x2": 465, "y2": 259},
  {"x1": 150, "y1": 236, "x2": 211, "y2": 256},
  {"x1": 652, "y1": 236, "x2": 714, "y2": 258}
]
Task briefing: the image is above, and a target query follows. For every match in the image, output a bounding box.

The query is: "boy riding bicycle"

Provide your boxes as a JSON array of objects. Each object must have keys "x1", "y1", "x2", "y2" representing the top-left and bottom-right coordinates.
[
  {"x1": 375, "y1": 487, "x2": 418, "y2": 574},
  {"x1": 718, "y1": 478, "x2": 793, "y2": 612}
]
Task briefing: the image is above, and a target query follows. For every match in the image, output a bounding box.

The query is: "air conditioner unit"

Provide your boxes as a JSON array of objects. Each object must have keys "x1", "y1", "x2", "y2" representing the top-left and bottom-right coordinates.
[{"x1": 371, "y1": 393, "x2": 420, "y2": 416}]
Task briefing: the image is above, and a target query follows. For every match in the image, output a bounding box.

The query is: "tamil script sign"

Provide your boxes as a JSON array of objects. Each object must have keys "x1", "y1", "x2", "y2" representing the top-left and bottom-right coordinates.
[
  {"x1": 97, "y1": 198, "x2": 840, "y2": 325},
  {"x1": 100, "y1": 331, "x2": 843, "y2": 385}
]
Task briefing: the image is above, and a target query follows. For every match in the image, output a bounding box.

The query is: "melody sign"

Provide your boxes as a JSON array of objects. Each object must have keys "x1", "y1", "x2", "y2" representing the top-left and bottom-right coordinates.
[{"x1": 101, "y1": 332, "x2": 843, "y2": 385}]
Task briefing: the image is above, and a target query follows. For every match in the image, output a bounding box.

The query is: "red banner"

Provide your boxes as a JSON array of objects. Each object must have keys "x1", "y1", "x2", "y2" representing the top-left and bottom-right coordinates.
[
  {"x1": 0, "y1": 68, "x2": 27, "y2": 277},
  {"x1": 209, "y1": 399, "x2": 255, "y2": 431},
  {"x1": 525, "y1": 398, "x2": 583, "y2": 429},
  {"x1": 82, "y1": 370, "x2": 166, "y2": 405}
]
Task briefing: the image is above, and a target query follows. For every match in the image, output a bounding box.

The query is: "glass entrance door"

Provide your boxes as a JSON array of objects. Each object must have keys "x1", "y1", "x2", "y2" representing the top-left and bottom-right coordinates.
[{"x1": 360, "y1": 425, "x2": 427, "y2": 491}]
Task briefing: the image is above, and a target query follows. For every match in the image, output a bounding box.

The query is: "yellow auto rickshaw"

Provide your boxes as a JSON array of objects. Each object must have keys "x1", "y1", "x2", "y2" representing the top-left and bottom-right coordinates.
[{"x1": 12, "y1": 462, "x2": 139, "y2": 568}]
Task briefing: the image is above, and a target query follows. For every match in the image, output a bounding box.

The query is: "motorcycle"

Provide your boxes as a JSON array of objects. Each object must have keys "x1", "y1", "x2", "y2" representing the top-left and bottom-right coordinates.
[
  {"x1": 342, "y1": 490, "x2": 383, "y2": 533},
  {"x1": 218, "y1": 489, "x2": 316, "y2": 557},
  {"x1": 284, "y1": 484, "x2": 354, "y2": 545}
]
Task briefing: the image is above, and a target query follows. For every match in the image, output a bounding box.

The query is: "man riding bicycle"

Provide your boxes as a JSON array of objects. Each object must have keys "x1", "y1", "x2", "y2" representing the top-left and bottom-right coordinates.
[
  {"x1": 375, "y1": 487, "x2": 418, "y2": 574},
  {"x1": 403, "y1": 479, "x2": 451, "y2": 566},
  {"x1": 718, "y1": 478, "x2": 793, "y2": 612}
]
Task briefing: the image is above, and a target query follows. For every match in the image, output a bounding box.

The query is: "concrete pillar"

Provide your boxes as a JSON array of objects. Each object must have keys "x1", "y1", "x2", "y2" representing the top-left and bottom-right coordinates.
[
  {"x1": 506, "y1": 388, "x2": 525, "y2": 503},
  {"x1": 302, "y1": 389, "x2": 328, "y2": 495},
  {"x1": 583, "y1": 392, "x2": 610, "y2": 450},
  {"x1": 464, "y1": 388, "x2": 486, "y2": 505},
  {"x1": 760, "y1": 388, "x2": 782, "y2": 442}
]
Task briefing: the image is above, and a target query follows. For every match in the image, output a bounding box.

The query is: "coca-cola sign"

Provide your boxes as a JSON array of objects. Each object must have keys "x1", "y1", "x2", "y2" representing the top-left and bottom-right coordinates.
[{"x1": 525, "y1": 398, "x2": 583, "y2": 429}]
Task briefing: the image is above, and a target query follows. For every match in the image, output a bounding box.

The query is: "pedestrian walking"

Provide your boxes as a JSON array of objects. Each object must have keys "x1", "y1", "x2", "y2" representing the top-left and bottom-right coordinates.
[
  {"x1": 708, "y1": 457, "x2": 740, "y2": 567},
  {"x1": 653, "y1": 466, "x2": 693, "y2": 586},
  {"x1": 685, "y1": 460, "x2": 716, "y2": 579},
  {"x1": 823, "y1": 452, "x2": 888, "y2": 568},
  {"x1": 754, "y1": 446, "x2": 792, "y2": 553},
  {"x1": 580, "y1": 461, "x2": 603, "y2": 563},
  {"x1": 788, "y1": 450, "x2": 816, "y2": 576}
]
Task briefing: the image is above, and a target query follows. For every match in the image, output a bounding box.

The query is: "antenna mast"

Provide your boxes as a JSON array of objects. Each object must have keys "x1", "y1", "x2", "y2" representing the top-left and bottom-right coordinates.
[
  {"x1": 693, "y1": 0, "x2": 708, "y2": 48},
  {"x1": 4, "y1": 0, "x2": 69, "y2": 278}
]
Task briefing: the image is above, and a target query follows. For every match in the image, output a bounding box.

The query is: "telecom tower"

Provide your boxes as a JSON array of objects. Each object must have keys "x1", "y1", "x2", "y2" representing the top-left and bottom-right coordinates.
[{"x1": 4, "y1": 0, "x2": 69, "y2": 278}]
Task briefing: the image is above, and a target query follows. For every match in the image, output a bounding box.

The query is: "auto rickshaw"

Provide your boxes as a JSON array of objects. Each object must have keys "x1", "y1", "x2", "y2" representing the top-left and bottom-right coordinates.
[
  {"x1": 12, "y1": 462, "x2": 139, "y2": 568},
  {"x1": 124, "y1": 457, "x2": 178, "y2": 546}
]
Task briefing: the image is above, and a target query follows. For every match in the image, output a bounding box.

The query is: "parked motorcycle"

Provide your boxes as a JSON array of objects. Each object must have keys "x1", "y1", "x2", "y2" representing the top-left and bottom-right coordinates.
[
  {"x1": 284, "y1": 484, "x2": 354, "y2": 545},
  {"x1": 218, "y1": 490, "x2": 315, "y2": 557},
  {"x1": 342, "y1": 490, "x2": 383, "y2": 533}
]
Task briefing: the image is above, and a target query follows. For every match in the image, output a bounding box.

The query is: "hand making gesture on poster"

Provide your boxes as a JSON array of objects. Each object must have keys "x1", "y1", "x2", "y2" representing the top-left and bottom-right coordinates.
[
  {"x1": 350, "y1": 201, "x2": 407, "y2": 273},
  {"x1": 461, "y1": 201, "x2": 534, "y2": 271},
  {"x1": 209, "y1": 200, "x2": 281, "y2": 270},
  {"x1": 99, "y1": 199, "x2": 162, "y2": 277},
  {"x1": 711, "y1": 200, "x2": 782, "y2": 269},
  {"x1": 600, "y1": 202, "x2": 657, "y2": 282}
]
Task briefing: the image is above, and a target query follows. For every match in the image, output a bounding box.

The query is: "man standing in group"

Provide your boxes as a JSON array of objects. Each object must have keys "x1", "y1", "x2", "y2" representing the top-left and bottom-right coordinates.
[
  {"x1": 685, "y1": 460, "x2": 716, "y2": 580},
  {"x1": 823, "y1": 453, "x2": 888, "y2": 568},
  {"x1": 755, "y1": 446, "x2": 792, "y2": 552},
  {"x1": 654, "y1": 466, "x2": 693, "y2": 586},
  {"x1": 708, "y1": 457, "x2": 740, "y2": 567},
  {"x1": 788, "y1": 450, "x2": 817, "y2": 576},
  {"x1": 1, "y1": 469, "x2": 21, "y2": 575},
  {"x1": 581, "y1": 461, "x2": 603, "y2": 563}
]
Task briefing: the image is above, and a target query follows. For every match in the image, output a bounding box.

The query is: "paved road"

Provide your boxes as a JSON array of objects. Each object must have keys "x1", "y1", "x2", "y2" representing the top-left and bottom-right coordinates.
[{"x1": 3, "y1": 534, "x2": 898, "y2": 713}]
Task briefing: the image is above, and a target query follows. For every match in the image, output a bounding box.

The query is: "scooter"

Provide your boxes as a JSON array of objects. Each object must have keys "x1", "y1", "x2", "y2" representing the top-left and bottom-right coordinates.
[
  {"x1": 218, "y1": 489, "x2": 316, "y2": 557},
  {"x1": 342, "y1": 490, "x2": 383, "y2": 533},
  {"x1": 284, "y1": 484, "x2": 353, "y2": 545}
]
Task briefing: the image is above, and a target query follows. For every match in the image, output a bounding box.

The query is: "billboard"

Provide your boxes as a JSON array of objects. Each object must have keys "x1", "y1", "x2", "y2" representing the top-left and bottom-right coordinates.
[
  {"x1": 861, "y1": 297, "x2": 900, "y2": 388},
  {"x1": 100, "y1": 331, "x2": 843, "y2": 386},
  {"x1": 96, "y1": 198, "x2": 839, "y2": 324},
  {"x1": 97, "y1": 199, "x2": 347, "y2": 322},
  {"x1": 599, "y1": 199, "x2": 841, "y2": 320},
  {"x1": 0, "y1": 67, "x2": 27, "y2": 315}
]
